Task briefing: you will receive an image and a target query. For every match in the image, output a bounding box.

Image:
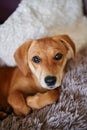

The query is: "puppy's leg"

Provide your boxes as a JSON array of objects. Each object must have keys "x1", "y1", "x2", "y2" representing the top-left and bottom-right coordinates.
[
  {"x1": 26, "y1": 88, "x2": 60, "y2": 109},
  {"x1": 0, "y1": 112, "x2": 7, "y2": 120},
  {"x1": 0, "y1": 104, "x2": 12, "y2": 120},
  {"x1": 8, "y1": 91, "x2": 31, "y2": 116}
]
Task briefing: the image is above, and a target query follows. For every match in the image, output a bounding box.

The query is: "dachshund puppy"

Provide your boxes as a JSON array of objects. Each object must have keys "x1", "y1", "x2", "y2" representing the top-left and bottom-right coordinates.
[{"x1": 0, "y1": 35, "x2": 75, "y2": 118}]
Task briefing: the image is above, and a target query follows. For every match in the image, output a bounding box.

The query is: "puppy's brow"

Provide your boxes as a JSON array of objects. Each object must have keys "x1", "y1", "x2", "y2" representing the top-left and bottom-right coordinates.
[{"x1": 37, "y1": 37, "x2": 53, "y2": 43}]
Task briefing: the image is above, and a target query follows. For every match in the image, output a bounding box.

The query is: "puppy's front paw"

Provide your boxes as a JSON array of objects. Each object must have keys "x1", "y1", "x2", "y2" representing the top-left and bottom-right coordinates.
[
  {"x1": 26, "y1": 95, "x2": 41, "y2": 109},
  {"x1": 14, "y1": 105, "x2": 31, "y2": 116}
]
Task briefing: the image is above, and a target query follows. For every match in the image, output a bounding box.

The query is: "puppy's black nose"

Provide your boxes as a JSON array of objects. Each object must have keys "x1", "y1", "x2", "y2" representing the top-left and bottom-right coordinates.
[{"x1": 45, "y1": 76, "x2": 56, "y2": 86}]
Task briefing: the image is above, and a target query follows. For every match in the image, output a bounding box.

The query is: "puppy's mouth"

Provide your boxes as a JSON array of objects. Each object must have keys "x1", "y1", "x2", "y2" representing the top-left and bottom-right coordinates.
[{"x1": 46, "y1": 84, "x2": 59, "y2": 89}]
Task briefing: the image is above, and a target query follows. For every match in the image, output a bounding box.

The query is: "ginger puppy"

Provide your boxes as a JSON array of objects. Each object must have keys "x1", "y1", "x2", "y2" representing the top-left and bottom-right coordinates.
[{"x1": 0, "y1": 35, "x2": 75, "y2": 118}]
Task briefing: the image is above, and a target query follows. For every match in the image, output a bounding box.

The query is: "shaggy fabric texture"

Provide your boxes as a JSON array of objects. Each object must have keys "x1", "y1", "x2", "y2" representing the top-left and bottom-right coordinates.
[
  {"x1": 0, "y1": 48, "x2": 87, "y2": 130},
  {"x1": 0, "y1": 0, "x2": 87, "y2": 66}
]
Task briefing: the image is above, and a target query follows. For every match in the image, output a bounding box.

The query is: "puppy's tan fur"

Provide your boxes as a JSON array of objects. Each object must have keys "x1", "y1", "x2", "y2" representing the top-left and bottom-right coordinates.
[{"x1": 0, "y1": 35, "x2": 75, "y2": 118}]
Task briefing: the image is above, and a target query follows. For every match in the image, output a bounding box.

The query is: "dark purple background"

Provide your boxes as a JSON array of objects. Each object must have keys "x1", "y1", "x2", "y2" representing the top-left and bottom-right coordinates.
[
  {"x1": 0, "y1": 0, "x2": 87, "y2": 24},
  {"x1": 0, "y1": 0, "x2": 21, "y2": 24},
  {"x1": 83, "y1": 0, "x2": 87, "y2": 15}
]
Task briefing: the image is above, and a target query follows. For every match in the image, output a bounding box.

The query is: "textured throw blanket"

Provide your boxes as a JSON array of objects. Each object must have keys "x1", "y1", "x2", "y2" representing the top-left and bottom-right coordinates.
[{"x1": 0, "y1": 48, "x2": 87, "y2": 130}]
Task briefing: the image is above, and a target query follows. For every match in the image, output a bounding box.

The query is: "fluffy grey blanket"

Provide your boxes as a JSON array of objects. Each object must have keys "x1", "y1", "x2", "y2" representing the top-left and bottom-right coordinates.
[{"x1": 0, "y1": 48, "x2": 87, "y2": 130}]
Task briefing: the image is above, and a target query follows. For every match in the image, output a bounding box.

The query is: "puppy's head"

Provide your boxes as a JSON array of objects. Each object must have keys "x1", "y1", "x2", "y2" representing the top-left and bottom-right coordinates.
[{"x1": 14, "y1": 35, "x2": 75, "y2": 90}]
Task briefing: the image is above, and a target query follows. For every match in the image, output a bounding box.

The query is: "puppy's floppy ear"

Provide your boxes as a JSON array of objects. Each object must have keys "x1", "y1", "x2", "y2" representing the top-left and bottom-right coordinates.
[
  {"x1": 14, "y1": 40, "x2": 32, "y2": 76},
  {"x1": 53, "y1": 35, "x2": 76, "y2": 60}
]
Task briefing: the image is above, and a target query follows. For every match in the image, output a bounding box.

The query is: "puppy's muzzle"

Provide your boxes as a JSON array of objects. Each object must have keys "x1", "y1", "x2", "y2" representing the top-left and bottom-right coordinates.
[{"x1": 44, "y1": 76, "x2": 57, "y2": 87}]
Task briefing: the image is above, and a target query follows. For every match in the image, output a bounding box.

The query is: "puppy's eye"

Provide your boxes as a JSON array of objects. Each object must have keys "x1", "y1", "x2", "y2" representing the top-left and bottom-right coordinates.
[
  {"x1": 54, "y1": 53, "x2": 63, "y2": 60},
  {"x1": 32, "y1": 56, "x2": 41, "y2": 63}
]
